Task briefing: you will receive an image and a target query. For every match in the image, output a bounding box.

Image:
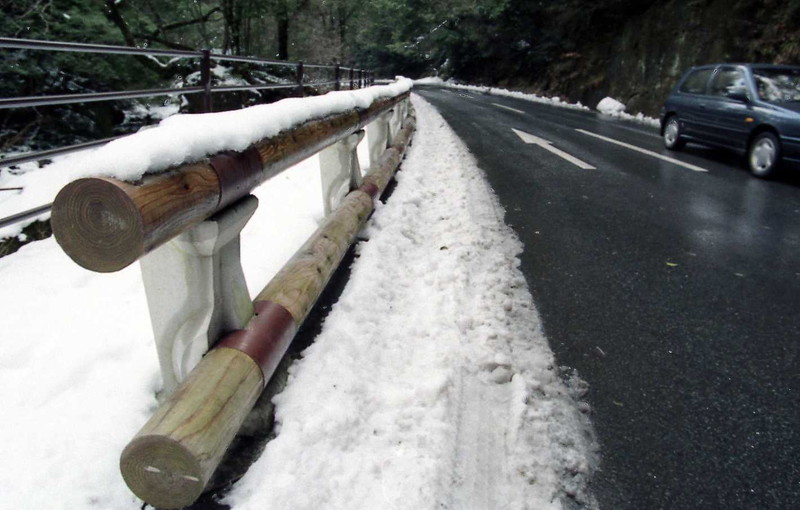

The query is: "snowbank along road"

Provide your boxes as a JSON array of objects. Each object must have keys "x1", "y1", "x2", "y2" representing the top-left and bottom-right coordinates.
[
  {"x1": 416, "y1": 85, "x2": 800, "y2": 510},
  {"x1": 0, "y1": 94, "x2": 598, "y2": 509},
  {"x1": 224, "y1": 96, "x2": 598, "y2": 509}
]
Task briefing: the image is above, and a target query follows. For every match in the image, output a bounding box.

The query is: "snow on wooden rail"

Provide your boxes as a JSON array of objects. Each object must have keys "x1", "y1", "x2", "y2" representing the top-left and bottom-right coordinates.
[{"x1": 51, "y1": 82, "x2": 411, "y2": 272}]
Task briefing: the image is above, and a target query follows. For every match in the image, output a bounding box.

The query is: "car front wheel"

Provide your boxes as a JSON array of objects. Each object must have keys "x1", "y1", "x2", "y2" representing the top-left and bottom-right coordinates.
[
  {"x1": 663, "y1": 116, "x2": 685, "y2": 150},
  {"x1": 748, "y1": 132, "x2": 781, "y2": 178}
]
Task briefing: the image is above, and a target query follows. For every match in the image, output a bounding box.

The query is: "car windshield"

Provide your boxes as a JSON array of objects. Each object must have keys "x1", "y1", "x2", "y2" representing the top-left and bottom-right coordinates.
[{"x1": 753, "y1": 67, "x2": 800, "y2": 103}]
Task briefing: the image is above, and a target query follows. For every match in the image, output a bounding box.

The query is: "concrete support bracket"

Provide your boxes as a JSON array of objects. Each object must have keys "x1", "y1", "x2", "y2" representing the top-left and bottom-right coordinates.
[
  {"x1": 319, "y1": 130, "x2": 365, "y2": 216},
  {"x1": 366, "y1": 110, "x2": 394, "y2": 170},
  {"x1": 139, "y1": 195, "x2": 258, "y2": 397}
]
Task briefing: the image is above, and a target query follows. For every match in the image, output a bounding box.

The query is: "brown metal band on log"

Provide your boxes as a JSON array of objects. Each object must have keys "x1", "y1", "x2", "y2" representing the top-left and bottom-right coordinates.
[
  {"x1": 210, "y1": 147, "x2": 265, "y2": 210},
  {"x1": 360, "y1": 181, "x2": 380, "y2": 199},
  {"x1": 52, "y1": 91, "x2": 410, "y2": 273},
  {"x1": 119, "y1": 107, "x2": 416, "y2": 509},
  {"x1": 216, "y1": 300, "x2": 297, "y2": 382}
]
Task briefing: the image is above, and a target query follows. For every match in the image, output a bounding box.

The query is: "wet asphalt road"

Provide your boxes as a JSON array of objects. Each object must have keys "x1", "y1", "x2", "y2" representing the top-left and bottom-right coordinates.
[{"x1": 415, "y1": 86, "x2": 800, "y2": 509}]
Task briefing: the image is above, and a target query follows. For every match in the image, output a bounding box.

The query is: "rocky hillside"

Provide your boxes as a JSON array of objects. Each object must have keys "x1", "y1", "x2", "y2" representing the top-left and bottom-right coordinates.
[{"x1": 526, "y1": 0, "x2": 800, "y2": 115}]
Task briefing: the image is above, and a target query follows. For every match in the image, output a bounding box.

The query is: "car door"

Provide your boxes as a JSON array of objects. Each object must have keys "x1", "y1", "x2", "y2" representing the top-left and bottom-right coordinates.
[
  {"x1": 675, "y1": 67, "x2": 714, "y2": 137},
  {"x1": 704, "y1": 66, "x2": 752, "y2": 149}
]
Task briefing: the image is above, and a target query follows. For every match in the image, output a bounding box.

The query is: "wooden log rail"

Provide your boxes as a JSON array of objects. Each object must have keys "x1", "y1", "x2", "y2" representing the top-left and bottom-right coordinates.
[
  {"x1": 120, "y1": 111, "x2": 416, "y2": 509},
  {"x1": 51, "y1": 91, "x2": 410, "y2": 272}
]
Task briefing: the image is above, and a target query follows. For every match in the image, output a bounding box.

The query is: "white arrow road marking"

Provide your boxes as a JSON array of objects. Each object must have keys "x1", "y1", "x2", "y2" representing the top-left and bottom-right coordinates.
[
  {"x1": 575, "y1": 128, "x2": 709, "y2": 173},
  {"x1": 493, "y1": 103, "x2": 525, "y2": 114},
  {"x1": 512, "y1": 128, "x2": 596, "y2": 170}
]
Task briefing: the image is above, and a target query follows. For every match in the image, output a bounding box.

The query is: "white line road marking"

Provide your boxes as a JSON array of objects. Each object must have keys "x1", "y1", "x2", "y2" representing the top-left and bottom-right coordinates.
[
  {"x1": 512, "y1": 128, "x2": 596, "y2": 170},
  {"x1": 492, "y1": 103, "x2": 525, "y2": 114},
  {"x1": 575, "y1": 128, "x2": 709, "y2": 173}
]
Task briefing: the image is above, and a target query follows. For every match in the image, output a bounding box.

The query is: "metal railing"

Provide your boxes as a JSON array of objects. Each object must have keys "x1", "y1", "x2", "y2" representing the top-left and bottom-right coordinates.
[{"x1": 0, "y1": 37, "x2": 374, "y2": 229}]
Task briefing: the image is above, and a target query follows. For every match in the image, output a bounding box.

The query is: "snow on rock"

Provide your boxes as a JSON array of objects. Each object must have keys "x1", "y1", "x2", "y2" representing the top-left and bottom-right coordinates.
[
  {"x1": 596, "y1": 96, "x2": 627, "y2": 115},
  {"x1": 596, "y1": 96, "x2": 660, "y2": 128},
  {"x1": 225, "y1": 95, "x2": 597, "y2": 510},
  {"x1": 0, "y1": 79, "x2": 412, "y2": 239}
]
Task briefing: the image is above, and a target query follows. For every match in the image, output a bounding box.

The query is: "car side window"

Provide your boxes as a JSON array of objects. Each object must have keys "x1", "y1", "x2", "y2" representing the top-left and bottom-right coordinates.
[
  {"x1": 709, "y1": 68, "x2": 746, "y2": 97},
  {"x1": 680, "y1": 69, "x2": 713, "y2": 94}
]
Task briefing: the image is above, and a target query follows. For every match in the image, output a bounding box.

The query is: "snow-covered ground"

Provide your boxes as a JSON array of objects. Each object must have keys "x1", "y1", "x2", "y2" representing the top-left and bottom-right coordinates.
[{"x1": 0, "y1": 93, "x2": 596, "y2": 509}]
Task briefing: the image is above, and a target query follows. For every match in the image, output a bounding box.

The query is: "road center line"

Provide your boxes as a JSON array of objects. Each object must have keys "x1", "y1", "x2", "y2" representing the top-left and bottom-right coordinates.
[
  {"x1": 492, "y1": 103, "x2": 525, "y2": 114},
  {"x1": 512, "y1": 128, "x2": 596, "y2": 170},
  {"x1": 575, "y1": 128, "x2": 709, "y2": 173}
]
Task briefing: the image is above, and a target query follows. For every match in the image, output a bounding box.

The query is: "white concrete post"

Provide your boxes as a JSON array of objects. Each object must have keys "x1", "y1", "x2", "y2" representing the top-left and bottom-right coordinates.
[
  {"x1": 389, "y1": 100, "x2": 407, "y2": 142},
  {"x1": 400, "y1": 98, "x2": 409, "y2": 127},
  {"x1": 366, "y1": 110, "x2": 394, "y2": 170},
  {"x1": 319, "y1": 130, "x2": 365, "y2": 216},
  {"x1": 139, "y1": 195, "x2": 258, "y2": 397}
]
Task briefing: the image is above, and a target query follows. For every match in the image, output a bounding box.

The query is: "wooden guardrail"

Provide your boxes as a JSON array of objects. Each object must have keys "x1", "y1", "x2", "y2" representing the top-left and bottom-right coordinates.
[
  {"x1": 121, "y1": 117, "x2": 414, "y2": 508},
  {"x1": 0, "y1": 37, "x2": 374, "y2": 230},
  {"x1": 49, "y1": 81, "x2": 415, "y2": 508},
  {"x1": 51, "y1": 92, "x2": 408, "y2": 272}
]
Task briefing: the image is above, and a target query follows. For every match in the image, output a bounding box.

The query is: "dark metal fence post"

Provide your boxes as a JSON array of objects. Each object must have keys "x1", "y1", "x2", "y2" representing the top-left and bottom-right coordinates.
[
  {"x1": 334, "y1": 63, "x2": 341, "y2": 91},
  {"x1": 201, "y1": 49, "x2": 212, "y2": 113},
  {"x1": 349, "y1": 67, "x2": 354, "y2": 90},
  {"x1": 296, "y1": 61, "x2": 304, "y2": 97},
  {"x1": 359, "y1": 69, "x2": 363, "y2": 88}
]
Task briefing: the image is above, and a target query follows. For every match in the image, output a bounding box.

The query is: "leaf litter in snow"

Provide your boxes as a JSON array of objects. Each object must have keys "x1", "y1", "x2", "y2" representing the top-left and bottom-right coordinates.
[{"x1": 225, "y1": 95, "x2": 598, "y2": 510}]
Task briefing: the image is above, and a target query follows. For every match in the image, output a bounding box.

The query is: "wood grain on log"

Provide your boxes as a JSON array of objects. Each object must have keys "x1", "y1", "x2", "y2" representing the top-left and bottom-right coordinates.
[{"x1": 120, "y1": 348, "x2": 263, "y2": 509}]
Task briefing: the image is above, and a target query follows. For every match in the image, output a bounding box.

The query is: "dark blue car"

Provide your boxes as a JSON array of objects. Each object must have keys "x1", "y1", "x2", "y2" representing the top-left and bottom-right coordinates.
[{"x1": 660, "y1": 64, "x2": 800, "y2": 177}]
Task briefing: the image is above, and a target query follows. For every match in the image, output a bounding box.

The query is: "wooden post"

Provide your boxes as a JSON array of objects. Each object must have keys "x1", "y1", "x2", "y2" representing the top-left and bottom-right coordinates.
[
  {"x1": 120, "y1": 111, "x2": 416, "y2": 509},
  {"x1": 296, "y1": 61, "x2": 304, "y2": 97},
  {"x1": 52, "y1": 92, "x2": 410, "y2": 272},
  {"x1": 201, "y1": 50, "x2": 212, "y2": 113}
]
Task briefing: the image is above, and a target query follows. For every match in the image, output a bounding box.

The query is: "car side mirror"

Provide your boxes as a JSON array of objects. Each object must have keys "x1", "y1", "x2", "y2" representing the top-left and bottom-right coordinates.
[{"x1": 726, "y1": 87, "x2": 749, "y2": 103}]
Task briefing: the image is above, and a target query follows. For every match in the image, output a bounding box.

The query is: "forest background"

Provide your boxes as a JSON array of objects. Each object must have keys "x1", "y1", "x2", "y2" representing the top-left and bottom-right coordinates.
[{"x1": 2, "y1": 0, "x2": 800, "y2": 155}]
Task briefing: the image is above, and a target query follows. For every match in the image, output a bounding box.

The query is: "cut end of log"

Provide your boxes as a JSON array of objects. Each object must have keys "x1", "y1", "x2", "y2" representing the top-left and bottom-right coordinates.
[
  {"x1": 120, "y1": 434, "x2": 206, "y2": 509},
  {"x1": 51, "y1": 178, "x2": 145, "y2": 273}
]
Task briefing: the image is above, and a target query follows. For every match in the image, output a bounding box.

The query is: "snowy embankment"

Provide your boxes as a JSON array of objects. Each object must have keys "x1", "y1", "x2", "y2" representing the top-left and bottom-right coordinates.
[
  {"x1": 0, "y1": 94, "x2": 596, "y2": 509},
  {"x1": 415, "y1": 76, "x2": 660, "y2": 128}
]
